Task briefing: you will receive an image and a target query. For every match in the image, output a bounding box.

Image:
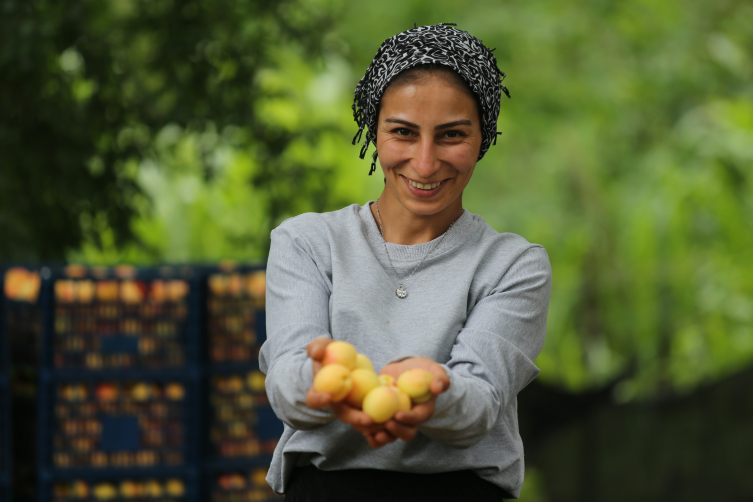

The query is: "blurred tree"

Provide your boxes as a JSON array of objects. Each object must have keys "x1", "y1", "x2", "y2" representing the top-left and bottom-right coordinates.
[
  {"x1": 0, "y1": 0, "x2": 339, "y2": 261},
  {"x1": 330, "y1": 0, "x2": 753, "y2": 400},
  {"x1": 3, "y1": 0, "x2": 753, "y2": 401}
]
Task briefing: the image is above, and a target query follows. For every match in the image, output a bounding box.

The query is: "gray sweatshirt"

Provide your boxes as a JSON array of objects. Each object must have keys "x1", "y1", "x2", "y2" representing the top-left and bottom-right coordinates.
[{"x1": 259, "y1": 202, "x2": 552, "y2": 497}]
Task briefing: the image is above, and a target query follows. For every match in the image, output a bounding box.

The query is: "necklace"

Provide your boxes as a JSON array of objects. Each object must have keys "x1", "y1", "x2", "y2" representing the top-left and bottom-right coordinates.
[{"x1": 374, "y1": 201, "x2": 455, "y2": 299}]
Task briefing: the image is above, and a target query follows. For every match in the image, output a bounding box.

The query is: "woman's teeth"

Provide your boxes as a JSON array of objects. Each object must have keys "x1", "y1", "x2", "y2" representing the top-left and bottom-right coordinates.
[{"x1": 409, "y1": 180, "x2": 441, "y2": 190}]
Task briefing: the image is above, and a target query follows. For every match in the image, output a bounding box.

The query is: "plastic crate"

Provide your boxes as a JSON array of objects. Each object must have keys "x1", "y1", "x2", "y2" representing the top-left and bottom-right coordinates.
[
  {"x1": 49, "y1": 476, "x2": 192, "y2": 502},
  {"x1": 37, "y1": 267, "x2": 202, "y2": 502},
  {"x1": 40, "y1": 375, "x2": 195, "y2": 470},
  {"x1": 1, "y1": 279, "x2": 10, "y2": 502},
  {"x1": 206, "y1": 467, "x2": 283, "y2": 502},
  {"x1": 50, "y1": 275, "x2": 194, "y2": 370},
  {"x1": 206, "y1": 370, "x2": 281, "y2": 461},
  {"x1": 206, "y1": 269, "x2": 266, "y2": 364}
]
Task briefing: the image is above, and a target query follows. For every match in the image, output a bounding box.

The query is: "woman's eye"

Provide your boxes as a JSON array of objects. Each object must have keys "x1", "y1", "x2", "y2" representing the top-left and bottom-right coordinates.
[
  {"x1": 395, "y1": 128, "x2": 412, "y2": 136},
  {"x1": 444, "y1": 130, "x2": 463, "y2": 139}
]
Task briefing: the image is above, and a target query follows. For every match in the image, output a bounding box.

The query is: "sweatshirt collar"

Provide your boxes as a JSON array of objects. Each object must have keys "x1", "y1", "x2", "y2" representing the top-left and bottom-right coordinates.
[{"x1": 360, "y1": 201, "x2": 476, "y2": 262}]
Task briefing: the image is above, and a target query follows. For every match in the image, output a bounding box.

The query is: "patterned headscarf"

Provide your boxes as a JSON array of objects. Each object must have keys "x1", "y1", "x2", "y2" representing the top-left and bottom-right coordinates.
[{"x1": 352, "y1": 23, "x2": 510, "y2": 175}]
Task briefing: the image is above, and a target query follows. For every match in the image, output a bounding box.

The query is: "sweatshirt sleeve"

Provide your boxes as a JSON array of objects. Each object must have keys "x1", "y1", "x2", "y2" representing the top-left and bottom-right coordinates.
[
  {"x1": 258, "y1": 222, "x2": 336, "y2": 430},
  {"x1": 419, "y1": 245, "x2": 552, "y2": 448}
]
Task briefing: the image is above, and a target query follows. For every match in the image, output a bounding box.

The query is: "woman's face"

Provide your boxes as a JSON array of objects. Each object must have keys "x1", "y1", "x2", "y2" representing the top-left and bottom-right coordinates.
[{"x1": 376, "y1": 75, "x2": 482, "y2": 219}]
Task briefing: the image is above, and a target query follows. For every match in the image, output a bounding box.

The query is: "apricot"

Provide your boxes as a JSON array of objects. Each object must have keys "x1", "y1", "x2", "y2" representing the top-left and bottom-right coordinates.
[
  {"x1": 322, "y1": 341, "x2": 358, "y2": 370},
  {"x1": 378, "y1": 374, "x2": 395, "y2": 387},
  {"x1": 362, "y1": 386, "x2": 400, "y2": 423},
  {"x1": 313, "y1": 364, "x2": 352, "y2": 402},
  {"x1": 397, "y1": 368, "x2": 434, "y2": 404},
  {"x1": 344, "y1": 369, "x2": 381, "y2": 408},
  {"x1": 355, "y1": 353, "x2": 375, "y2": 372},
  {"x1": 396, "y1": 389, "x2": 412, "y2": 412}
]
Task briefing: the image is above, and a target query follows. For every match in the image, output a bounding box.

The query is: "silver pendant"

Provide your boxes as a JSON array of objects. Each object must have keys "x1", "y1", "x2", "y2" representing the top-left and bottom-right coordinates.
[{"x1": 396, "y1": 285, "x2": 407, "y2": 299}]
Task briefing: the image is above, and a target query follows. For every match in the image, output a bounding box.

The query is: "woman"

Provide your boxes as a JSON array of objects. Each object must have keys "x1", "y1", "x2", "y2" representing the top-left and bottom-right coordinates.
[{"x1": 259, "y1": 23, "x2": 552, "y2": 501}]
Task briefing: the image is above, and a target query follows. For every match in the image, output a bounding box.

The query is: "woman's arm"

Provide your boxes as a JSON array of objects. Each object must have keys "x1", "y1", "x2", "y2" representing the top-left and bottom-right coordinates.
[
  {"x1": 377, "y1": 245, "x2": 552, "y2": 448},
  {"x1": 259, "y1": 223, "x2": 337, "y2": 430},
  {"x1": 422, "y1": 245, "x2": 552, "y2": 447}
]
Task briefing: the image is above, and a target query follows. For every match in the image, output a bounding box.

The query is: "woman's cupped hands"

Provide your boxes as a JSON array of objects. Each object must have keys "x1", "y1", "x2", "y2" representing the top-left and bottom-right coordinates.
[{"x1": 305, "y1": 337, "x2": 450, "y2": 449}]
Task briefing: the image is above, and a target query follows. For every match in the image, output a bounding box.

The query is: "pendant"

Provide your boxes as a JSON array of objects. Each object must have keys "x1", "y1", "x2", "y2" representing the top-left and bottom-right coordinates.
[{"x1": 396, "y1": 285, "x2": 407, "y2": 299}]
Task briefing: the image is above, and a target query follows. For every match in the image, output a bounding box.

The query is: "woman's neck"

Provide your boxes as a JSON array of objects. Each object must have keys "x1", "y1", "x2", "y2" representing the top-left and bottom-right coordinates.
[{"x1": 370, "y1": 194, "x2": 463, "y2": 245}]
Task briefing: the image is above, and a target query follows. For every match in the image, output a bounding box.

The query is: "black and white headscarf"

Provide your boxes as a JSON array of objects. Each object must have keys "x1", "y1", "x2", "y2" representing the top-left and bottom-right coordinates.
[{"x1": 352, "y1": 23, "x2": 510, "y2": 175}]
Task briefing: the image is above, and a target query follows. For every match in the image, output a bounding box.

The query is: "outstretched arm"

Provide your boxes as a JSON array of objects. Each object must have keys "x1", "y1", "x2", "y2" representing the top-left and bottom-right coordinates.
[
  {"x1": 259, "y1": 224, "x2": 337, "y2": 430},
  {"x1": 370, "y1": 246, "x2": 552, "y2": 448},
  {"x1": 421, "y1": 245, "x2": 552, "y2": 447}
]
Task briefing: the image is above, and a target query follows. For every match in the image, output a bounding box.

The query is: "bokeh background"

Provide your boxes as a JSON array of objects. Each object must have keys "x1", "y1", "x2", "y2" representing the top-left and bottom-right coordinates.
[{"x1": 1, "y1": 0, "x2": 752, "y2": 500}]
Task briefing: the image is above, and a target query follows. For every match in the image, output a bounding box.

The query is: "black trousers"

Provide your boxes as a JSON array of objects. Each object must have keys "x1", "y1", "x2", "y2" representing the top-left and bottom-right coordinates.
[{"x1": 284, "y1": 464, "x2": 511, "y2": 502}]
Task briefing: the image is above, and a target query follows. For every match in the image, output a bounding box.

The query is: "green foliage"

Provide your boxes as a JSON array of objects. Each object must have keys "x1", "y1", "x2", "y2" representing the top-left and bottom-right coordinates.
[
  {"x1": 5, "y1": 0, "x2": 753, "y2": 399},
  {"x1": 0, "y1": 0, "x2": 341, "y2": 260},
  {"x1": 336, "y1": 0, "x2": 753, "y2": 399}
]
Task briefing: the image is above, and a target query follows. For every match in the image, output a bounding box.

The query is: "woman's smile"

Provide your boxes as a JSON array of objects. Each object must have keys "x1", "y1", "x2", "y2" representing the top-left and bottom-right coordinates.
[{"x1": 402, "y1": 175, "x2": 449, "y2": 198}]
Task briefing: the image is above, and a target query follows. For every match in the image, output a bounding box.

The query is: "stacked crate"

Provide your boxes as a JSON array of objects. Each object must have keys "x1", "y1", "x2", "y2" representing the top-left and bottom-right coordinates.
[
  {"x1": 203, "y1": 267, "x2": 283, "y2": 502},
  {"x1": 0, "y1": 276, "x2": 10, "y2": 502},
  {"x1": 2, "y1": 266, "x2": 44, "y2": 502},
  {"x1": 37, "y1": 267, "x2": 201, "y2": 502}
]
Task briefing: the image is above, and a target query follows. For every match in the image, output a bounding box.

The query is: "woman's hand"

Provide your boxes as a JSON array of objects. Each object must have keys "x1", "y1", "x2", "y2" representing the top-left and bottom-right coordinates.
[
  {"x1": 304, "y1": 338, "x2": 385, "y2": 438},
  {"x1": 366, "y1": 357, "x2": 450, "y2": 448},
  {"x1": 304, "y1": 340, "x2": 450, "y2": 448}
]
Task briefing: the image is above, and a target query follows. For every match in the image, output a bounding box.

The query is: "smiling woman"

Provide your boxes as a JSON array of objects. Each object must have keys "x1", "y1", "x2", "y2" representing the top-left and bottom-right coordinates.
[{"x1": 259, "y1": 24, "x2": 552, "y2": 502}]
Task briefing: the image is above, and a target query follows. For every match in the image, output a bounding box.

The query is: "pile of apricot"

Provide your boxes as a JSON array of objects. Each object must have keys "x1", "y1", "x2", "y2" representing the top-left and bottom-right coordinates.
[{"x1": 312, "y1": 341, "x2": 435, "y2": 423}]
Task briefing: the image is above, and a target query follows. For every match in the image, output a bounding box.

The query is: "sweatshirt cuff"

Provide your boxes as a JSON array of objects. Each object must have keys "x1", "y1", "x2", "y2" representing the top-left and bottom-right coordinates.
[
  {"x1": 299, "y1": 357, "x2": 316, "y2": 393},
  {"x1": 431, "y1": 365, "x2": 466, "y2": 417}
]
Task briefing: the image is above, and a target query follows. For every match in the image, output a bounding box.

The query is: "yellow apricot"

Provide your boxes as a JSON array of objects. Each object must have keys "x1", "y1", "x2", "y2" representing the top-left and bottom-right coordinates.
[
  {"x1": 378, "y1": 374, "x2": 395, "y2": 387},
  {"x1": 396, "y1": 389, "x2": 412, "y2": 412},
  {"x1": 397, "y1": 368, "x2": 434, "y2": 404},
  {"x1": 362, "y1": 386, "x2": 400, "y2": 423},
  {"x1": 355, "y1": 353, "x2": 375, "y2": 372},
  {"x1": 345, "y1": 369, "x2": 381, "y2": 408},
  {"x1": 322, "y1": 341, "x2": 358, "y2": 370},
  {"x1": 313, "y1": 364, "x2": 352, "y2": 402}
]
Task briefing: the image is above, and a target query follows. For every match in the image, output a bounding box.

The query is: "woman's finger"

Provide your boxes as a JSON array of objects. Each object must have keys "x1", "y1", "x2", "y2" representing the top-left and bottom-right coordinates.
[
  {"x1": 383, "y1": 419, "x2": 418, "y2": 442},
  {"x1": 365, "y1": 433, "x2": 383, "y2": 449},
  {"x1": 305, "y1": 387, "x2": 332, "y2": 409},
  {"x1": 393, "y1": 403, "x2": 434, "y2": 426},
  {"x1": 373, "y1": 429, "x2": 398, "y2": 446},
  {"x1": 306, "y1": 337, "x2": 332, "y2": 361},
  {"x1": 430, "y1": 373, "x2": 450, "y2": 395},
  {"x1": 331, "y1": 402, "x2": 373, "y2": 426}
]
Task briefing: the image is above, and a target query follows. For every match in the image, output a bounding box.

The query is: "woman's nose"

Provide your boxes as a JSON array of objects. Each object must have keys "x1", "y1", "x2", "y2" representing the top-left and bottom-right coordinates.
[{"x1": 412, "y1": 138, "x2": 441, "y2": 177}]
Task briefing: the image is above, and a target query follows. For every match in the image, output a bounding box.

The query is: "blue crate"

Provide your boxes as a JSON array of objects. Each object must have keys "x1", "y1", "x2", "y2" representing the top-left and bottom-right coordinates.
[
  {"x1": 204, "y1": 466, "x2": 283, "y2": 502},
  {"x1": 44, "y1": 474, "x2": 197, "y2": 502},
  {"x1": 36, "y1": 267, "x2": 204, "y2": 502},
  {"x1": 45, "y1": 267, "x2": 200, "y2": 371},
  {"x1": 203, "y1": 366, "x2": 283, "y2": 463},
  {"x1": 205, "y1": 267, "x2": 267, "y2": 365},
  {"x1": 202, "y1": 265, "x2": 284, "y2": 501},
  {"x1": 37, "y1": 372, "x2": 199, "y2": 472},
  {"x1": 1, "y1": 279, "x2": 11, "y2": 502}
]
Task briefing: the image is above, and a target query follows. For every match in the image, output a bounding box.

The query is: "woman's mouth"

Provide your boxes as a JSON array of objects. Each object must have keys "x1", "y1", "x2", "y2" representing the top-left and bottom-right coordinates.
[
  {"x1": 408, "y1": 179, "x2": 442, "y2": 190},
  {"x1": 402, "y1": 176, "x2": 447, "y2": 197}
]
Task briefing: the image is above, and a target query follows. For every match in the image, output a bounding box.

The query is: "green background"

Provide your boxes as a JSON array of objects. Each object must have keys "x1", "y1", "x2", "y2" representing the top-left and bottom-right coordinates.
[{"x1": 2, "y1": 0, "x2": 752, "y2": 499}]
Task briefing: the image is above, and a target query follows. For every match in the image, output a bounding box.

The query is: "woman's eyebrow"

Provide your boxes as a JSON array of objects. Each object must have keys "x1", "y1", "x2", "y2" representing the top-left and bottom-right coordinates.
[
  {"x1": 435, "y1": 120, "x2": 472, "y2": 130},
  {"x1": 384, "y1": 118, "x2": 473, "y2": 130},
  {"x1": 385, "y1": 118, "x2": 420, "y2": 128}
]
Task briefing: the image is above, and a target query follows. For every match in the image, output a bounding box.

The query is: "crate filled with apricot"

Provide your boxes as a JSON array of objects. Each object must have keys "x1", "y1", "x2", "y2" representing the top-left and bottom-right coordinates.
[
  {"x1": 3, "y1": 267, "x2": 42, "y2": 368},
  {"x1": 207, "y1": 271, "x2": 265, "y2": 364},
  {"x1": 53, "y1": 478, "x2": 187, "y2": 501},
  {"x1": 1, "y1": 301, "x2": 9, "y2": 502},
  {"x1": 209, "y1": 371, "x2": 278, "y2": 459},
  {"x1": 51, "y1": 380, "x2": 188, "y2": 469},
  {"x1": 53, "y1": 278, "x2": 190, "y2": 370},
  {"x1": 211, "y1": 468, "x2": 282, "y2": 502}
]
